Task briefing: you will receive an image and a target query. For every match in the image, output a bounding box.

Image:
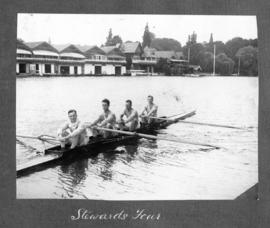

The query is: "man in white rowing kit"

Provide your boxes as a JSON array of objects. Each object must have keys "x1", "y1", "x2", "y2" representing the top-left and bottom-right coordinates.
[
  {"x1": 57, "y1": 109, "x2": 88, "y2": 149},
  {"x1": 88, "y1": 99, "x2": 117, "y2": 138},
  {"x1": 118, "y1": 99, "x2": 139, "y2": 131},
  {"x1": 140, "y1": 95, "x2": 158, "y2": 125}
]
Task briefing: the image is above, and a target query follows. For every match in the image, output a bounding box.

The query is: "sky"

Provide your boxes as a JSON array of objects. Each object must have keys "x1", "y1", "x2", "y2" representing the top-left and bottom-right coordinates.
[{"x1": 17, "y1": 14, "x2": 257, "y2": 46}]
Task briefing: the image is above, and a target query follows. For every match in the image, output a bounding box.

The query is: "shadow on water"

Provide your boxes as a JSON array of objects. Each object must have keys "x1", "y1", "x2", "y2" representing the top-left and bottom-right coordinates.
[{"x1": 56, "y1": 138, "x2": 158, "y2": 189}]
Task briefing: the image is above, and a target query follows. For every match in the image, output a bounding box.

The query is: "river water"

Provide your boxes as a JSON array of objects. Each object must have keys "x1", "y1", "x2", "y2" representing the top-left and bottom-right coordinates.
[{"x1": 16, "y1": 76, "x2": 258, "y2": 199}]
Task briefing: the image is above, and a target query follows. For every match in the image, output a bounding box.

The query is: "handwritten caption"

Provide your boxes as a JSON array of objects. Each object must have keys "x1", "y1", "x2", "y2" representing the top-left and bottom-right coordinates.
[{"x1": 71, "y1": 208, "x2": 161, "y2": 221}]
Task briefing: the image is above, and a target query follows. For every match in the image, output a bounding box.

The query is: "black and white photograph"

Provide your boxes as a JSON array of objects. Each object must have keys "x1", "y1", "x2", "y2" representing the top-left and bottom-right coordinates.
[{"x1": 16, "y1": 14, "x2": 258, "y2": 200}]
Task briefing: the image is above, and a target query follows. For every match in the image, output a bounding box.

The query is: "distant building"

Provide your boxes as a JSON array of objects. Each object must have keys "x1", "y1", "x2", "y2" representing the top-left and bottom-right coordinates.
[
  {"x1": 16, "y1": 40, "x2": 126, "y2": 76},
  {"x1": 121, "y1": 42, "x2": 157, "y2": 73},
  {"x1": 16, "y1": 40, "x2": 33, "y2": 74},
  {"x1": 25, "y1": 41, "x2": 59, "y2": 75},
  {"x1": 84, "y1": 46, "x2": 107, "y2": 75},
  {"x1": 16, "y1": 39, "x2": 191, "y2": 76},
  {"x1": 58, "y1": 44, "x2": 85, "y2": 75}
]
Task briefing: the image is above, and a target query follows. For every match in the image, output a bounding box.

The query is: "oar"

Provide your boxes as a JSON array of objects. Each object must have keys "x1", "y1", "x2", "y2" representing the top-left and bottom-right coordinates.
[
  {"x1": 17, "y1": 135, "x2": 60, "y2": 142},
  {"x1": 142, "y1": 116, "x2": 248, "y2": 130},
  {"x1": 176, "y1": 120, "x2": 249, "y2": 130},
  {"x1": 167, "y1": 112, "x2": 187, "y2": 118},
  {"x1": 16, "y1": 138, "x2": 41, "y2": 153},
  {"x1": 93, "y1": 126, "x2": 220, "y2": 149},
  {"x1": 140, "y1": 110, "x2": 195, "y2": 121}
]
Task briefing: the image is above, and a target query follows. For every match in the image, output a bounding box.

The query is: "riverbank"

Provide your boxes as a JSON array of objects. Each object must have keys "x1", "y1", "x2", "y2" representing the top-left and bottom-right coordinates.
[{"x1": 16, "y1": 73, "x2": 258, "y2": 78}]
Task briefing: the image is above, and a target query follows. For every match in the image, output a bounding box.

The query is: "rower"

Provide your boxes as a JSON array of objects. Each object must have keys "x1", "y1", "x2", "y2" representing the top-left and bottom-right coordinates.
[
  {"x1": 140, "y1": 95, "x2": 158, "y2": 126},
  {"x1": 118, "y1": 99, "x2": 139, "y2": 131},
  {"x1": 57, "y1": 109, "x2": 88, "y2": 149},
  {"x1": 88, "y1": 99, "x2": 116, "y2": 138}
]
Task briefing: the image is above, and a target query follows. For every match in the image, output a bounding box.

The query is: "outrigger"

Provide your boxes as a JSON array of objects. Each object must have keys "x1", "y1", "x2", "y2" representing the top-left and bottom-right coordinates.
[
  {"x1": 17, "y1": 109, "x2": 250, "y2": 177},
  {"x1": 17, "y1": 111, "x2": 201, "y2": 177}
]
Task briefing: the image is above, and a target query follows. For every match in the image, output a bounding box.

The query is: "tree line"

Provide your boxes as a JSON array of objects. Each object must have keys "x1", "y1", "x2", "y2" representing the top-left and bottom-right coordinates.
[{"x1": 105, "y1": 25, "x2": 258, "y2": 76}]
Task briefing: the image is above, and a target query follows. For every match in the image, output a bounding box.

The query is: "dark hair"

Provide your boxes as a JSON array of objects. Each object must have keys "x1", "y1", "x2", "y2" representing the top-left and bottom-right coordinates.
[
  {"x1": 102, "y1": 98, "x2": 110, "y2": 106},
  {"x1": 68, "y1": 109, "x2": 77, "y2": 115},
  {"x1": 148, "y1": 95, "x2": 154, "y2": 100},
  {"x1": 126, "y1": 99, "x2": 132, "y2": 105}
]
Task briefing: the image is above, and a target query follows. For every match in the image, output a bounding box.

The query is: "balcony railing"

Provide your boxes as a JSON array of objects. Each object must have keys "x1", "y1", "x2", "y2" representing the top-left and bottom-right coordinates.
[
  {"x1": 132, "y1": 58, "x2": 157, "y2": 64},
  {"x1": 17, "y1": 56, "x2": 126, "y2": 64}
]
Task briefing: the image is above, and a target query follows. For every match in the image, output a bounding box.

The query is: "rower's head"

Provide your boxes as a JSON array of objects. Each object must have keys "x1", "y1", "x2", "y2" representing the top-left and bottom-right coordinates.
[
  {"x1": 68, "y1": 109, "x2": 77, "y2": 123},
  {"x1": 125, "y1": 99, "x2": 132, "y2": 109},
  {"x1": 147, "y1": 95, "x2": 154, "y2": 104},
  {"x1": 102, "y1": 99, "x2": 110, "y2": 111}
]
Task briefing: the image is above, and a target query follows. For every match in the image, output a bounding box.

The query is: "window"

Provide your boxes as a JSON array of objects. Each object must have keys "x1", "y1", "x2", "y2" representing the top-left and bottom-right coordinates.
[
  {"x1": 45, "y1": 64, "x2": 51, "y2": 73},
  {"x1": 36, "y1": 64, "x2": 39, "y2": 73}
]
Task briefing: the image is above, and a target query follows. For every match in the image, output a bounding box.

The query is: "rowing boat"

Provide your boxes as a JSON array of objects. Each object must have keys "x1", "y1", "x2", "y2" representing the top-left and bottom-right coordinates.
[{"x1": 16, "y1": 110, "x2": 196, "y2": 177}]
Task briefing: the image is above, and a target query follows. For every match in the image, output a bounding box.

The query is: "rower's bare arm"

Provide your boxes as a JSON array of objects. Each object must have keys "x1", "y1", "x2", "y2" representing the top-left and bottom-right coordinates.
[
  {"x1": 120, "y1": 111, "x2": 125, "y2": 120},
  {"x1": 92, "y1": 115, "x2": 102, "y2": 126},
  {"x1": 100, "y1": 113, "x2": 115, "y2": 127},
  {"x1": 147, "y1": 105, "x2": 158, "y2": 116},
  {"x1": 140, "y1": 107, "x2": 147, "y2": 116},
  {"x1": 125, "y1": 110, "x2": 137, "y2": 123},
  {"x1": 57, "y1": 123, "x2": 69, "y2": 136},
  {"x1": 68, "y1": 125, "x2": 85, "y2": 138}
]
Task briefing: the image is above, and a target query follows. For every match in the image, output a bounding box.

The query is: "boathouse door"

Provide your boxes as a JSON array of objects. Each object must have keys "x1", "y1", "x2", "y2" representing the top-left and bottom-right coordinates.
[
  {"x1": 115, "y1": 66, "x2": 121, "y2": 75},
  {"x1": 95, "y1": 65, "x2": 102, "y2": 75},
  {"x1": 60, "y1": 66, "x2": 70, "y2": 75},
  {"x1": 19, "y1": 63, "x2": 26, "y2": 73}
]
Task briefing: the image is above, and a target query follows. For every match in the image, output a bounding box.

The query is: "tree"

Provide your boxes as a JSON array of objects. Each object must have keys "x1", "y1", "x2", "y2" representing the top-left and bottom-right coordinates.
[
  {"x1": 236, "y1": 46, "x2": 258, "y2": 76},
  {"x1": 142, "y1": 23, "x2": 155, "y2": 48},
  {"x1": 215, "y1": 53, "x2": 235, "y2": 75},
  {"x1": 182, "y1": 43, "x2": 205, "y2": 65},
  {"x1": 17, "y1": 38, "x2": 24, "y2": 43},
  {"x1": 248, "y1": 38, "x2": 258, "y2": 48},
  {"x1": 225, "y1": 37, "x2": 248, "y2": 60},
  {"x1": 105, "y1": 29, "x2": 123, "y2": 46},
  {"x1": 197, "y1": 51, "x2": 214, "y2": 72},
  {"x1": 105, "y1": 28, "x2": 113, "y2": 46},
  {"x1": 151, "y1": 38, "x2": 182, "y2": 51},
  {"x1": 111, "y1": 35, "x2": 123, "y2": 45}
]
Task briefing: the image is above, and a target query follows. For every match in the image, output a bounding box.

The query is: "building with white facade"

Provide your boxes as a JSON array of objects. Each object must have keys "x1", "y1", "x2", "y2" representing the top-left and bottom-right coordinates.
[{"x1": 16, "y1": 40, "x2": 127, "y2": 76}]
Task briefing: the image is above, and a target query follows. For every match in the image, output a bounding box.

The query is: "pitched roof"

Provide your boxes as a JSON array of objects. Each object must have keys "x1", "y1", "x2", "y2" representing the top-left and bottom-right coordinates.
[
  {"x1": 154, "y1": 51, "x2": 176, "y2": 59},
  {"x1": 100, "y1": 46, "x2": 125, "y2": 57},
  {"x1": 143, "y1": 46, "x2": 157, "y2": 58},
  {"x1": 84, "y1": 46, "x2": 106, "y2": 58},
  {"x1": 60, "y1": 44, "x2": 84, "y2": 55},
  {"x1": 53, "y1": 44, "x2": 70, "y2": 52},
  {"x1": 17, "y1": 40, "x2": 32, "y2": 53},
  {"x1": 53, "y1": 44, "x2": 94, "y2": 53},
  {"x1": 100, "y1": 45, "x2": 117, "y2": 54},
  {"x1": 121, "y1": 42, "x2": 142, "y2": 54},
  {"x1": 26, "y1": 41, "x2": 59, "y2": 53}
]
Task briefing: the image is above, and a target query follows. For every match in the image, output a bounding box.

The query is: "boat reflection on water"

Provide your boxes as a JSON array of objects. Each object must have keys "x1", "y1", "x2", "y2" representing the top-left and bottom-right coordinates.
[{"x1": 56, "y1": 139, "x2": 159, "y2": 197}]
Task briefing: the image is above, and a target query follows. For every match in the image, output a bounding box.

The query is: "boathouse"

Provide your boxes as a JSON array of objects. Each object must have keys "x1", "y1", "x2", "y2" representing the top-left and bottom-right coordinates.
[
  {"x1": 58, "y1": 44, "x2": 85, "y2": 75},
  {"x1": 23, "y1": 41, "x2": 59, "y2": 76},
  {"x1": 121, "y1": 42, "x2": 157, "y2": 73},
  {"x1": 84, "y1": 46, "x2": 107, "y2": 75},
  {"x1": 16, "y1": 40, "x2": 33, "y2": 75},
  {"x1": 100, "y1": 45, "x2": 126, "y2": 75}
]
